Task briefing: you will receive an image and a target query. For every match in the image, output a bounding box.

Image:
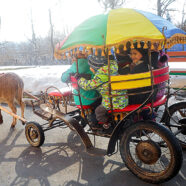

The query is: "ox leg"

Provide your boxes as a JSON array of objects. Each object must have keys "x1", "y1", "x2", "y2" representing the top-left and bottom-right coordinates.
[
  {"x1": 8, "y1": 102, "x2": 17, "y2": 128},
  {"x1": 0, "y1": 109, "x2": 3, "y2": 124},
  {"x1": 20, "y1": 100, "x2": 25, "y2": 125}
]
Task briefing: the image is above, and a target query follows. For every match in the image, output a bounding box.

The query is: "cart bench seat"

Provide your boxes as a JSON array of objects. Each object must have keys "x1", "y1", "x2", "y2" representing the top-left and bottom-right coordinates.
[
  {"x1": 48, "y1": 91, "x2": 72, "y2": 97},
  {"x1": 76, "y1": 105, "x2": 92, "y2": 109},
  {"x1": 108, "y1": 95, "x2": 166, "y2": 113}
]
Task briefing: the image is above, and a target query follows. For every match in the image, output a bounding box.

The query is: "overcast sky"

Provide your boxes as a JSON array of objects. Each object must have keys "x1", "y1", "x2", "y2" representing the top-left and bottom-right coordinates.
[{"x1": 0, "y1": 0, "x2": 185, "y2": 42}]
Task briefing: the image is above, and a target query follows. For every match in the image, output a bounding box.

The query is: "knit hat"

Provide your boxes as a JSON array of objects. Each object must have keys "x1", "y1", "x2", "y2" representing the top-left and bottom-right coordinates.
[{"x1": 88, "y1": 55, "x2": 108, "y2": 71}]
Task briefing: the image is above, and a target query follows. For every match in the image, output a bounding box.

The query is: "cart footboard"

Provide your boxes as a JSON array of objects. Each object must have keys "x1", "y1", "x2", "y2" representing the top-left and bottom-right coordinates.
[{"x1": 40, "y1": 104, "x2": 106, "y2": 155}]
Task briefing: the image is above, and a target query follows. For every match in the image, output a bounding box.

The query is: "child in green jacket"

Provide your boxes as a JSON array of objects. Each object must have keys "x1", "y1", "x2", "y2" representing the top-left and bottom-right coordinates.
[{"x1": 61, "y1": 52, "x2": 100, "y2": 107}]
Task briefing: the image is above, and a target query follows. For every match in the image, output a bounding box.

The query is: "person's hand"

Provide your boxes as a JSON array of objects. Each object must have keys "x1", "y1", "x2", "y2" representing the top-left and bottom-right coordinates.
[
  {"x1": 74, "y1": 73, "x2": 81, "y2": 80},
  {"x1": 130, "y1": 62, "x2": 136, "y2": 71}
]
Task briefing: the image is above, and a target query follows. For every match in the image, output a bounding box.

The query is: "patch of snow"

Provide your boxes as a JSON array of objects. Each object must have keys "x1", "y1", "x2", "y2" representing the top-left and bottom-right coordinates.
[
  {"x1": 0, "y1": 65, "x2": 71, "y2": 95},
  {"x1": 0, "y1": 62, "x2": 186, "y2": 95}
]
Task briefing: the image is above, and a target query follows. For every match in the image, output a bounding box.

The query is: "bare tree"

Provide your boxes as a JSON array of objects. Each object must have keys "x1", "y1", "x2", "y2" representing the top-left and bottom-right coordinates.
[
  {"x1": 98, "y1": 0, "x2": 126, "y2": 11},
  {"x1": 174, "y1": 1, "x2": 186, "y2": 31},
  {"x1": 157, "y1": 0, "x2": 176, "y2": 17},
  {"x1": 48, "y1": 9, "x2": 54, "y2": 61},
  {"x1": 180, "y1": 2, "x2": 186, "y2": 31},
  {"x1": 29, "y1": 9, "x2": 39, "y2": 65}
]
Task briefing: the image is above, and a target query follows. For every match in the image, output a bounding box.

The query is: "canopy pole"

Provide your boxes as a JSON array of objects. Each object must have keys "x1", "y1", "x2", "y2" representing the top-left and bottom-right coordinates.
[
  {"x1": 148, "y1": 46, "x2": 154, "y2": 114},
  {"x1": 107, "y1": 48, "x2": 114, "y2": 123},
  {"x1": 75, "y1": 55, "x2": 89, "y2": 124}
]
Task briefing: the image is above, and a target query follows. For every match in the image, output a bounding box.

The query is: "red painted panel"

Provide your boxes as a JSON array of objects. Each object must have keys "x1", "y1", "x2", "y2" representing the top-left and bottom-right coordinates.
[
  {"x1": 153, "y1": 66, "x2": 169, "y2": 76},
  {"x1": 108, "y1": 95, "x2": 167, "y2": 113},
  {"x1": 154, "y1": 74, "x2": 169, "y2": 84}
]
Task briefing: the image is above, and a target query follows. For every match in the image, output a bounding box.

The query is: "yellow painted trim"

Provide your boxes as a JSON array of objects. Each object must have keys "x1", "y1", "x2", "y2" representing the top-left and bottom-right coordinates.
[
  {"x1": 111, "y1": 72, "x2": 151, "y2": 82},
  {"x1": 111, "y1": 78, "x2": 152, "y2": 90}
]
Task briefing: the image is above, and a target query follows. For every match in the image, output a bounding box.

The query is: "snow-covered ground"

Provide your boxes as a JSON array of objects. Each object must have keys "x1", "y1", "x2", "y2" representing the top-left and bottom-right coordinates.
[
  {"x1": 0, "y1": 65, "x2": 71, "y2": 95},
  {"x1": 0, "y1": 63, "x2": 185, "y2": 95}
]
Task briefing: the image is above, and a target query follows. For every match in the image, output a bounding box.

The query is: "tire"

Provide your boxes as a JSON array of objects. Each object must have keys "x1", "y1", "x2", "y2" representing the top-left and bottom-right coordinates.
[
  {"x1": 166, "y1": 102, "x2": 186, "y2": 149},
  {"x1": 119, "y1": 120, "x2": 183, "y2": 184},
  {"x1": 25, "y1": 121, "x2": 45, "y2": 147}
]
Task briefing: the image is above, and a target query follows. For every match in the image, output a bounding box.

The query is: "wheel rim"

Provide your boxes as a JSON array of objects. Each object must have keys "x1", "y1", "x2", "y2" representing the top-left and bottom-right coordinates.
[
  {"x1": 169, "y1": 107, "x2": 186, "y2": 145},
  {"x1": 30, "y1": 129, "x2": 39, "y2": 140},
  {"x1": 127, "y1": 128, "x2": 172, "y2": 175},
  {"x1": 27, "y1": 125, "x2": 40, "y2": 144},
  {"x1": 136, "y1": 140, "x2": 161, "y2": 165}
]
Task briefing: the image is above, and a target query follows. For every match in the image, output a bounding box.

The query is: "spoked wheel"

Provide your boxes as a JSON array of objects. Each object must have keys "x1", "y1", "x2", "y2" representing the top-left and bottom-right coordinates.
[
  {"x1": 166, "y1": 102, "x2": 186, "y2": 149},
  {"x1": 25, "y1": 121, "x2": 45, "y2": 147},
  {"x1": 120, "y1": 120, "x2": 182, "y2": 184}
]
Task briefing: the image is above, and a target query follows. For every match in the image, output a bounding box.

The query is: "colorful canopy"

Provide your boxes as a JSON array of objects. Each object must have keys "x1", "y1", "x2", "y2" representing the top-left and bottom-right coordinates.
[{"x1": 55, "y1": 8, "x2": 186, "y2": 59}]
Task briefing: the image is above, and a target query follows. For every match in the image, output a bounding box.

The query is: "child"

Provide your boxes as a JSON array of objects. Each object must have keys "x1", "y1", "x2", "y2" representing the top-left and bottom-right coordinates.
[
  {"x1": 61, "y1": 49, "x2": 100, "y2": 107},
  {"x1": 129, "y1": 45, "x2": 157, "y2": 120},
  {"x1": 155, "y1": 50, "x2": 169, "y2": 100},
  {"x1": 130, "y1": 47, "x2": 149, "y2": 74},
  {"x1": 128, "y1": 47, "x2": 152, "y2": 105},
  {"x1": 78, "y1": 55, "x2": 128, "y2": 132}
]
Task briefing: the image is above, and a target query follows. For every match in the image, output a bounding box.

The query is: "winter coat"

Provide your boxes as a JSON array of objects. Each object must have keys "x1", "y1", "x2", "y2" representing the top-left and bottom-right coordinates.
[
  {"x1": 78, "y1": 60, "x2": 128, "y2": 110},
  {"x1": 128, "y1": 60, "x2": 158, "y2": 104},
  {"x1": 156, "y1": 51, "x2": 169, "y2": 100},
  {"x1": 61, "y1": 58, "x2": 99, "y2": 105}
]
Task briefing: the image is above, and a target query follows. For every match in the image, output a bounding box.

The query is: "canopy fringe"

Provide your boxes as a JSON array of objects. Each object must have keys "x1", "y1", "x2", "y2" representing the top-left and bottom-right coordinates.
[{"x1": 54, "y1": 33, "x2": 186, "y2": 60}]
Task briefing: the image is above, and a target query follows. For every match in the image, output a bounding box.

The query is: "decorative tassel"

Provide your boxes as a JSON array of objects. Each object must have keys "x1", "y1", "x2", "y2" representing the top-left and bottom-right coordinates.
[
  {"x1": 75, "y1": 48, "x2": 77, "y2": 55},
  {"x1": 158, "y1": 42, "x2": 162, "y2": 50},
  {"x1": 63, "y1": 54, "x2": 66, "y2": 60},
  {"x1": 165, "y1": 42, "x2": 168, "y2": 49},
  {"x1": 95, "y1": 48, "x2": 98, "y2": 56},
  {"x1": 181, "y1": 37, "x2": 184, "y2": 44},
  {"x1": 82, "y1": 47, "x2": 85, "y2": 54},
  {"x1": 88, "y1": 48, "x2": 92, "y2": 55},
  {"x1": 68, "y1": 51, "x2": 71, "y2": 57},
  {"x1": 131, "y1": 42, "x2": 134, "y2": 49},
  {"x1": 144, "y1": 42, "x2": 148, "y2": 49},
  {"x1": 137, "y1": 42, "x2": 141, "y2": 48},
  {"x1": 151, "y1": 43, "x2": 155, "y2": 50},
  {"x1": 101, "y1": 49, "x2": 105, "y2": 56},
  {"x1": 123, "y1": 43, "x2": 127, "y2": 51},
  {"x1": 71, "y1": 49, "x2": 74, "y2": 56},
  {"x1": 115, "y1": 47, "x2": 119, "y2": 54}
]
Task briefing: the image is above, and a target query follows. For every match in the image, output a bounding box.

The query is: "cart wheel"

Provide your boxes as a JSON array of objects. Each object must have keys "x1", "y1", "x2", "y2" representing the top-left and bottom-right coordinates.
[
  {"x1": 120, "y1": 120, "x2": 182, "y2": 184},
  {"x1": 166, "y1": 102, "x2": 186, "y2": 149},
  {"x1": 25, "y1": 121, "x2": 45, "y2": 147}
]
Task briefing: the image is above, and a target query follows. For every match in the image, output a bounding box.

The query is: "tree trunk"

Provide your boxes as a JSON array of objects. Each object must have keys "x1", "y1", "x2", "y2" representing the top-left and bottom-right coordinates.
[{"x1": 49, "y1": 9, "x2": 54, "y2": 61}]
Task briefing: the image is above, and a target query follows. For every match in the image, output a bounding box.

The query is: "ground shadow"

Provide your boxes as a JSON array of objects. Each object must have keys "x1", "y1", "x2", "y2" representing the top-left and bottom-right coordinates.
[
  {"x1": 0, "y1": 128, "x2": 23, "y2": 164},
  {"x1": 4, "y1": 130, "x2": 186, "y2": 186}
]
